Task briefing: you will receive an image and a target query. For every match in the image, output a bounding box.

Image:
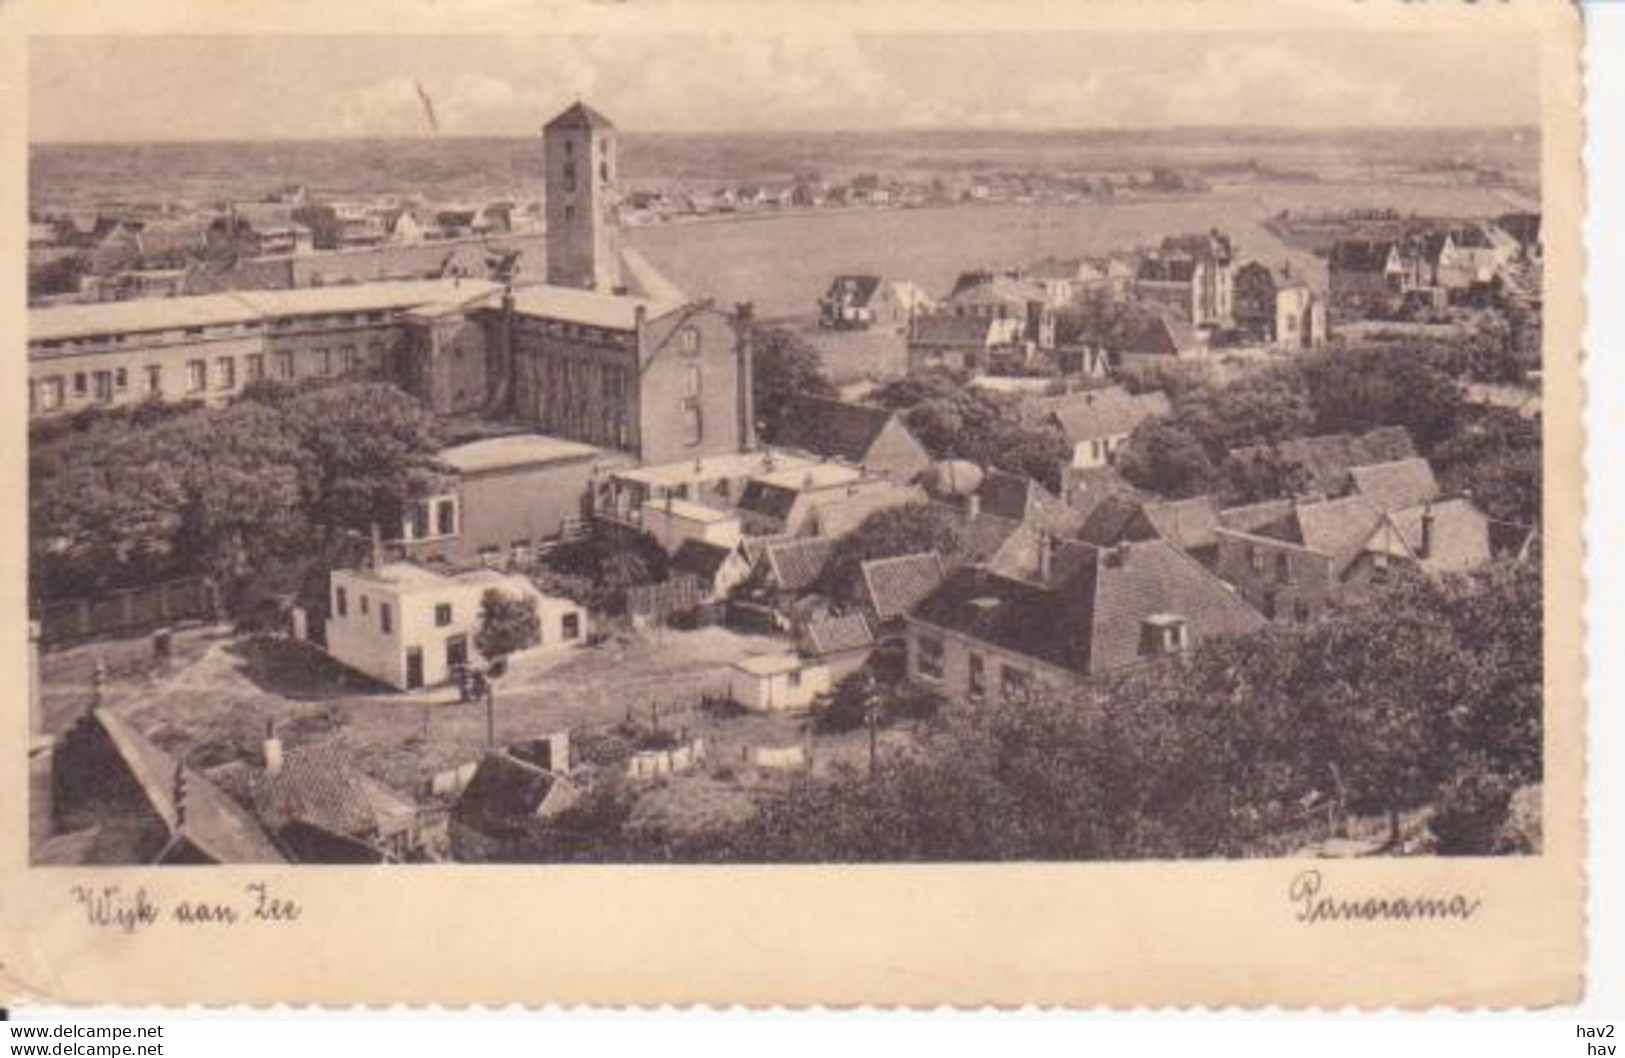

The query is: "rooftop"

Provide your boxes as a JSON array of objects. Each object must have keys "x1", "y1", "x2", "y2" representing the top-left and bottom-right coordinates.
[
  {"x1": 30, "y1": 278, "x2": 503, "y2": 344},
  {"x1": 641, "y1": 496, "x2": 737, "y2": 524},
  {"x1": 734, "y1": 652, "x2": 807, "y2": 677},
  {"x1": 506, "y1": 282, "x2": 685, "y2": 331},
  {"x1": 438, "y1": 433, "x2": 603, "y2": 475},
  {"x1": 610, "y1": 450, "x2": 815, "y2": 490}
]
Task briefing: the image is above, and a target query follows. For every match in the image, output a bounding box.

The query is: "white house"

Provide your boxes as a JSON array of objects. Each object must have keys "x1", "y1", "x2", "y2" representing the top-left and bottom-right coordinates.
[
  {"x1": 728, "y1": 653, "x2": 833, "y2": 713},
  {"x1": 639, "y1": 496, "x2": 743, "y2": 555},
  {"x1": 326, "y1": 562, "x2": 587, "y2": 691}
]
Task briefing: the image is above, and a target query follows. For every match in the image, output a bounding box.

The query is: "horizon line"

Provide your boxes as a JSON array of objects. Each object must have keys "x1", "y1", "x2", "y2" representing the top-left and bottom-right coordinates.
[{"x1": 29, "y1": 122, "x2": 1542, "y2": 148}]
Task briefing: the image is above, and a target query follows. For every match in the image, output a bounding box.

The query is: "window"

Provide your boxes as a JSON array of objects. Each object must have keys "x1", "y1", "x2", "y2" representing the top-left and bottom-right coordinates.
[
  {"x1": 360, "y1": 595, "x2": 369, "y2": 616},
  {"x1": 185, "y1": 360, "x2": 206, "y2": 394},
  {"x1": 411, "y1": 502, "x2": 431, "y2": 541},
  {"x1": 1293, "y1": 599, "x2": 1311, "y2": 622},
  {"x1": 967, "y1": 653, "x2": 987, "y2": 701},
  {"x1": 478, "y1": 546, "x2": 501, "y2": 569},
  {"x1": 379, "y1": 602, "x2": 393, "y2": 634},
  {"x1": 73, "y1": 372, "x2": 88, "y2": 397},
  {"x1": 599, "y1": 160, "x2": 609, "y2": 182},
  {"x1": 677, "y1": 327, "x2": 700, "y2": 355},
  {"x1": 683, "y1": 363, "x2": 701, "y2": 398},
  {"x1": 510, "y1": 540, "x2": 533, "y2": 567},
  {"x1": 788, "y1": 669, "x2": 803, "y2": 690},
  {"x1": 564, "y1": 205, "x2": 576, "y2": 223},
  {"x1": 562, "y1": 612, "x2": 581, "y2": 641},
  {"x1": 341, "y1": 345, "x2": 357, "y2": 374},
  {"x1": 1140, "y1": 616, "x2": 1190, "y2": 656},
  {"x1": 1275, "y1": 551, "x2": 1293, "y2": 584},
  {"x1": 245, "y1": 354, "x2": 265, "y2": 383},
  {"x1": 436, "y1": 498, "x2": 457, "y2": 538},
  {"x1": 434, "y1": 603, "x2": 453, "y2": 628},
  {"x1": 1247, "y1": 543, "x2": 1264, "y2": 573},
  {"x1": 275, "y1": 351, "x2": 295, "y2": 380},
  {"x1": 92, "y1": 371, "x2": 113, "y2": 403},
  {"x1": 916, "y1": 634, "x2": 945, "y2": 680},
  {"x1": 1262, "y1": 589, "x2": 1278, "y2": 620},
  {"x1": 41, "y1": 377, "x2": 64, "y2": 409},
  {"x1": 562, "y1": 162, "x2": 577, "y2": 194},
  {"x1": 334, "y1": 586, "x2": 348, "y2": 617},
  {"x1": 316, "y1": 349, "x2": 332, "y2": 376},
  {"x1": 683, "y1": 400, "x2": 703, "y2": 446},
  {"x1": 215, "y1": 357, "x2": 236, "y2": 390},
  {"x1": 1001, "y1": 666, "x2": 1032, "y2": 704},
  {"x1": 367, "y1": 341, "x2": 384, "y2": 369},
  {"x1": 114, "y1": 368, "x2": 128, "y2": 391},
  {"x1": 1371, "y1": 552, "x2": 1391, "y2": 584}
]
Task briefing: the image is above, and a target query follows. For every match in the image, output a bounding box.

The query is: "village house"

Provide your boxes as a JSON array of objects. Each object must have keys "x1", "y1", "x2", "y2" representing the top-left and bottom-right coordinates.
[
  {"x1": 1110, "y1": 309, "x2": 1208, "y2": 368},
  {"x1": 1213, "y1": 490, "x2": 1495, "y2": 623},
  {"x1": 222, "y1": 737, "x2": 425, "y2": 864},
  {"x1": 1233, "y1": 261, "x2": 1328, "y2": 349},
  {"x1": 1031, "y1": 385, "x2": 1172, "y2": 471},
  {"x1": 906, "y1": 536, "x2": 1265, "y2": 705},
  {"x1": 733, "y1": 463, "x2": 910, "y2": 538},
  {"x1": 1133, "y1": 231, "x2": 1235, "y2": 328},
  {"x1": 817, "y1": 275, "x2": 926, "y2": 330},
  {"x1": 1222, "y1": 426, "x2": 1418, "y2": 501},
  {"x1": 728, "y1": 653, "x2": 833, "y2": 713},
  {"x1": 1327, "y1": 238, "x2": 1407, "y2": 318},
  {"x1": 450, "y1": 735, "x2": 579, "y2": 862},
  {"x1": 774, "y1": 396, "x2": 933, "y2": 482},
  {"x1": 393, "y1": 433, "x2": 628, "y2": 570},
  {"x1": 1078, "y1": 493, "x2": 1225, "y2": 569},
  {"x1": 326, "y1": 563, "x2": 586, "y2": 691},
  {"x1": 906, "y1": 310, "x2": 1022, "y2": 374},
  {"x1": 639, "y1": 495, "x2": 744, "y2": 556},
  {"x1": 945, "y1": 271, "x2": 1057, "y2": 349},
  {"x1": 597, "y1": 450, "x2": 817, "y2": 530}
]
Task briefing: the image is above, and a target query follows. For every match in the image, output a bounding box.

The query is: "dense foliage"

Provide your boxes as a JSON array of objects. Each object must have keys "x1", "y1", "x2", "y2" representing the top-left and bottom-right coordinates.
[
  {"x1": 475, "y1": 589, "x2": 541, "y2": 662},
  {"x1": 30, "y1": 382, "x2": 443, "y2": 605},
  {"x1": 869, "y1": 372, "x2": 1070, "y2": 492},
  {"x1": 751, "y1": 326, "x2": 837, "y2": 442}
]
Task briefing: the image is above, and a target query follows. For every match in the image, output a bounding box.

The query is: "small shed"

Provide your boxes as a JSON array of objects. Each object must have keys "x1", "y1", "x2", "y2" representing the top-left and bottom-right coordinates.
[{"x1": 728, "y1": 653, "x2": 832, "y2": 713}]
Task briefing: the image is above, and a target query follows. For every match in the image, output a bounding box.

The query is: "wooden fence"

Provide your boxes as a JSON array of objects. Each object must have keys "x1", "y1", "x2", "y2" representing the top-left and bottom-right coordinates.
[{"x1": 38, "y1": 577, "x2": 218, "y2": 645}]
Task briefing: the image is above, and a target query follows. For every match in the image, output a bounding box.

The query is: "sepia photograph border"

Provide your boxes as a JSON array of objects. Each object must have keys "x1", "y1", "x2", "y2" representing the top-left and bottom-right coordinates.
[{"x1": 0, "y1": 0, "x2": 1588, "y2": 1009}]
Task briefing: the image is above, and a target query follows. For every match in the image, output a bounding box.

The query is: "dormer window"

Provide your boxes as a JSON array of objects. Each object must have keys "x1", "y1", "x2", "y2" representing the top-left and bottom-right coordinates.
[{"x1": 1139, "y1": 614, "x2": 1189, "y2": 656}]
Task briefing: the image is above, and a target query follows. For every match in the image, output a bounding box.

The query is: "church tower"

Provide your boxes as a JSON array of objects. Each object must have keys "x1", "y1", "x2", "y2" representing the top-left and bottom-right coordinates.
[{"x1": 544, "y1": 101, "x2": 622, "y2": 292}]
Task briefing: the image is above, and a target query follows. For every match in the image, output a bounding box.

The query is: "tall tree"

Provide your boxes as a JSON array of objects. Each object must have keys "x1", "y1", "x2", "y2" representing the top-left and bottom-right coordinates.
[{"x1": 751, "y1": 327, "x2": 836, "y2": 442}]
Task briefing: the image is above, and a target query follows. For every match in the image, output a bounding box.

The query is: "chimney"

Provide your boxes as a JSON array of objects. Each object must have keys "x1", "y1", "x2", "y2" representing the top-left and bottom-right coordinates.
[
  {"x1": 262, "y1": 720, "x2": 284, "y2": 778},
  {"x1": 1419, "y1": 503, "x2": 1436, "y2": 560}
]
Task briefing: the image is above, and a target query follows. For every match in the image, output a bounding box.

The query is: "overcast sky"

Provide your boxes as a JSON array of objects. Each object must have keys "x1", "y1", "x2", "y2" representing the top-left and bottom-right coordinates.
[{"x1": 29, "y1": 33, "x2": 1541, "y2": 142}]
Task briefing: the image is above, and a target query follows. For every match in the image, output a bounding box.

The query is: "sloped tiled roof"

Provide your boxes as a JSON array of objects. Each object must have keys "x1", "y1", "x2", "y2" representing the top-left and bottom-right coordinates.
[
  {"x1": 778, "y1": 396, "x2": 901, "y2": 464},
  {"x1": 912, "y1": 538, "x2": 1264, "y2": 678},
  {"x1": 802, "y1": 613, "x2": 876, "y2": 657},
  {"x1": 1348, "y1": 458, "x2": 1440, "y2": 514},
  {"x1": 670, "y1": 539, "x2": 737, "y2": 582},
  {"x1": 1139, "y1": 496, "x2": 1223, "y2": 553},
  {"x1": 1273, "y1": 495, "x2": 1388, "y2": 576},
  {"x1": 1041, "y1": 386, "x2": 1171, "y2": 444},
  {"x1": 860, "y1": 551, "x2": 947, "y2": 621},
  {"x1": 1363, "y1": 498, "x2": 1492, "y2": 574},
  {"x1": 975, "y1": 469, "x2": 1080, "y2": 535},
  {"x1": 810, "y1": 485, "x2": 929, "y2": 541},
  {"x1": 453, "y1": 752, "x2": 567, "y2": 835},
  {"x1": 1218, "y1": 498, "x2": 1297, "y2": 536},
  {"x1": 546, "y1": 101, "x2": 616, "y2": 131},
  {"x1": 1114, "y1": 312, "x2": 1197, "y2": 358},
  {"x1": 255, "y1": 743, "x2": 380, "y2": 840},
  {"x1": 1227, "y1": 427, "x2": 1418, "y2": 499},
  {"x1": 762, "y1": 537, "x2": 837, "y2": 592},
  {"x1": 824, "y1": 274, "x2": 884, "y2": 307}
]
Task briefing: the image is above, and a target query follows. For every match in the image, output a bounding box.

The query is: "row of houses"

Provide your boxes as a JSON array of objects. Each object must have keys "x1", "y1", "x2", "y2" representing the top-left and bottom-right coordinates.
[{"x1": 1326, "y1": 214, "x2": 1542, "y2": 319}]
